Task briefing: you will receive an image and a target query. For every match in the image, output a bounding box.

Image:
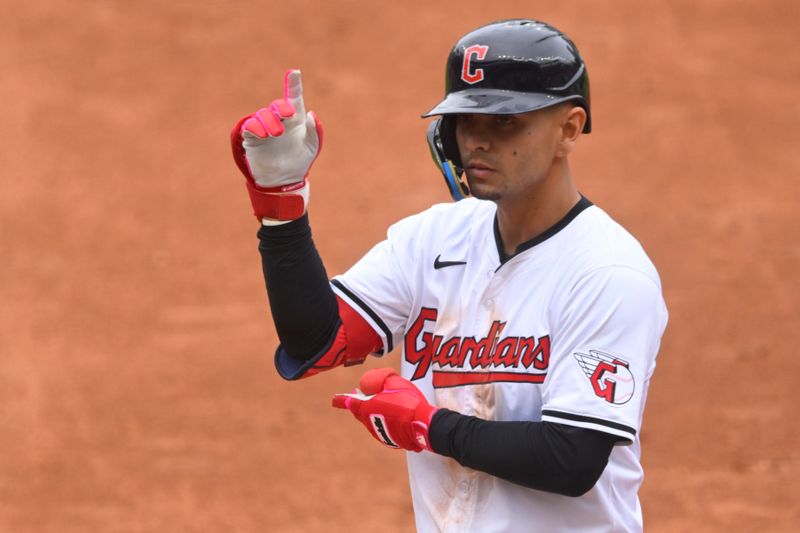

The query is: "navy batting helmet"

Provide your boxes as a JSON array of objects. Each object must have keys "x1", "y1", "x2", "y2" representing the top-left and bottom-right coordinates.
[{"x1": 424, "y1": 19, "x2": 591, "y2": 201}]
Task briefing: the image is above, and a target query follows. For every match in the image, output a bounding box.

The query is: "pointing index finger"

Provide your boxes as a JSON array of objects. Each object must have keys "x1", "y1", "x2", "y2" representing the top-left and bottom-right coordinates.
[{"x1": 283, "y1": 68, "x2": 305, "y2": 116}]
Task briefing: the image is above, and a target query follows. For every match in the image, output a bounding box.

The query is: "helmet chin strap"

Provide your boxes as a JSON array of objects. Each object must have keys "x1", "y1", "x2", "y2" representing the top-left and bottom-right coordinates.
[{"x1": 426, "y1": 119, "x2": 470, "y2": 201}]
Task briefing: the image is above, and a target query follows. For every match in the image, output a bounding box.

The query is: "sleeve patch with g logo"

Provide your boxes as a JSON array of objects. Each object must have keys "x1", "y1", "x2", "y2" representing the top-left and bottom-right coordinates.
[{"x1": 573, "y1": 350, "x2": 635, "y2": 405}]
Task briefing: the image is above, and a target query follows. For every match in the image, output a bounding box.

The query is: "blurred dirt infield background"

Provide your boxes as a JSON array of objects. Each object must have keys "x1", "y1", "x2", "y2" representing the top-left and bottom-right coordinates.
[{"x1": 1, "y1": 0, "x2": 798, "y2": 531}]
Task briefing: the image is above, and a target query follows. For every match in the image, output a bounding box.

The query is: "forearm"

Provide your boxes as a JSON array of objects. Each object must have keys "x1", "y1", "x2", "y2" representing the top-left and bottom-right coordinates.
[
  {"x1": 429, "y1": 410, "x2": 618, "y2": 497},
  {"x1": 257, "y1": 214, "x2": 339, "y2": 359}
]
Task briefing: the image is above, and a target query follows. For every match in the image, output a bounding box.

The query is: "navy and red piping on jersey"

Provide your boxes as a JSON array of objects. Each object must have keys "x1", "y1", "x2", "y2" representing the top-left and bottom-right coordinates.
[
  {"x1": 541, "y1": 409, "x2": 637, "y2": 443},
  {"x1": 331, "y1": 278, "x2": 393, "y2": 354}
]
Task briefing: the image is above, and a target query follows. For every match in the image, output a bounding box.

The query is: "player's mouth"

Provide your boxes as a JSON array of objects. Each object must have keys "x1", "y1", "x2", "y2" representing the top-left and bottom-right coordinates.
[{"x1": 465, "y1": 160, "x2": 495, "y2": 179}]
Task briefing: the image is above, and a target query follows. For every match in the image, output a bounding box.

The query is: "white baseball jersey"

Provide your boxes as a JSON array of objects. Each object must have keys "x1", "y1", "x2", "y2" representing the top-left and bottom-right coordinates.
[{"x1": 331, "y1": 197, "x2": 668, "y2": 533}]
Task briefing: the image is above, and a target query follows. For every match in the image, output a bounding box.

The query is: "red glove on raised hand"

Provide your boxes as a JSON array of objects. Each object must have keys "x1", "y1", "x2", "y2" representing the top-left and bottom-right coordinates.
[
  {"x1": 332, "y1": 368, "x2": 438, "y2": 453},
  {"x1": 230, "y1": 69, "x2": 323, "y2": 223}
]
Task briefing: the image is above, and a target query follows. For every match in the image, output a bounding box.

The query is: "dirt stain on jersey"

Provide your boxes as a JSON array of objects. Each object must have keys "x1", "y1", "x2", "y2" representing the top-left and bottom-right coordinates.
[
  {"x1": 472, "y1": 383, "x2": 496, "y2": 421},
  {"x1": 431, "y1": 383, "x2": 495, "y2": 532},
  {"x1": 433, "y1": 385, "x2": 461, "y2": 412}
]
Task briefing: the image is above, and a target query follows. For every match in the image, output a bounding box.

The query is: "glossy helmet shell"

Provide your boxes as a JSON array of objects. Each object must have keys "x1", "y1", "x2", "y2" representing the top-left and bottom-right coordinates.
[{"x1": 424, "y1": 19, "x2": 591, "y2": 128}]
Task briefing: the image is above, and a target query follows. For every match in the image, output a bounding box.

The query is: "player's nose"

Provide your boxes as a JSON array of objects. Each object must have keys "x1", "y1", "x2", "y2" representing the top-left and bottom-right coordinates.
[{"x1": 455, "y1": 115, "x2": 491, "y2": 152}]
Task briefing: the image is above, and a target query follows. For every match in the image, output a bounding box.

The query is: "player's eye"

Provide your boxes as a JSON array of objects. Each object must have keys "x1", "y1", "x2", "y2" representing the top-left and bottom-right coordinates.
[
  {"x1": 495, "y1": 115, "x2": 514, "y2": 126},
  {"x1": 457, "y1": 114, "x2": 475, "y2": 126}
]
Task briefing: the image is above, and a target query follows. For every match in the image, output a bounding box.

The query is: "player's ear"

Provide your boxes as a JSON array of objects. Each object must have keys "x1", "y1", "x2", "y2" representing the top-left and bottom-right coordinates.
[{"x1": 556, "y1": 105, "x2": 586, "y2": 157}]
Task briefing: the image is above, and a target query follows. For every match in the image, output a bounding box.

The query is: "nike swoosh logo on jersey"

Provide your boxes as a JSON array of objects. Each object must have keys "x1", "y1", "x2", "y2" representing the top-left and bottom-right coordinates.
[{"x1": 434, "y1": 254, "x2": 467, "y2": 269}]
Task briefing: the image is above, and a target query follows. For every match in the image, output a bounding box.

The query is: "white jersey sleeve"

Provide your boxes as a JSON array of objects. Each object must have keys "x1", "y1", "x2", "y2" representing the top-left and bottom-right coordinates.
[
  {"x1": 331, "y1": 214, "x2": 420, "y2": 355},
  {"x1": 541, "y1": 265, "x2": 668, "y2": 443}
]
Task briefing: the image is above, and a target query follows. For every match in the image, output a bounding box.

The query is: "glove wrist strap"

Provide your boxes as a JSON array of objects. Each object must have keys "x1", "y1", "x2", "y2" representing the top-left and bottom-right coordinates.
[{"x1": 245, "y1": 178, "x2": 309, "y2": 221}]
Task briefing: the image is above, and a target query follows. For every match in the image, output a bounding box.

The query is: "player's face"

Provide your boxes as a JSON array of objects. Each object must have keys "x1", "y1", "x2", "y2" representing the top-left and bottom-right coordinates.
[{"x1": 455, "y1": 106, "x2": 570, "y2": 203}]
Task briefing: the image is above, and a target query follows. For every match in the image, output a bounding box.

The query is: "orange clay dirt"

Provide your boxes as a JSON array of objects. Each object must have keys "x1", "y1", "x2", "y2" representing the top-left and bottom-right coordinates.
[{"x1": 1, "y1": 1, "x2": 798, "y2": 531}]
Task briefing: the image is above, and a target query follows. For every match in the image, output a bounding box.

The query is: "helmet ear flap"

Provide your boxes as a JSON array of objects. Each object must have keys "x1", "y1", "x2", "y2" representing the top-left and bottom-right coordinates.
[
  {"x1": 439, "y1": 116, "x2": 462, "y2": 170},
  {"x1": 426, "y1": 117, "x2": 470, "y2": 201}
]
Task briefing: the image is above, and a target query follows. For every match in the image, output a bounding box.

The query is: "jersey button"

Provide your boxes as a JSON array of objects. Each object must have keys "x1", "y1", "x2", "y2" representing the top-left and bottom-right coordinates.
[
  {"x1": 459, "y1": 480, "x2": 470, "y2": 495},
  {"x1": 483, "y1": 299, "x2": 493, "y2": 308}
]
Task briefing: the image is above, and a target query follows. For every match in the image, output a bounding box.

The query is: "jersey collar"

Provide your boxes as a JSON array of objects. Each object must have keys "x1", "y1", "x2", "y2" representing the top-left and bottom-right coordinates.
[{"x1": 493, "y1": 196, "x2": 593, "y2": 264}]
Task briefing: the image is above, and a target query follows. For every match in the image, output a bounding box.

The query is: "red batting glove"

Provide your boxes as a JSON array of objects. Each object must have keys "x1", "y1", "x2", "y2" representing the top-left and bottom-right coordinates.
[
  {"x1": 332, "y1": 368, "x2": 438, "y2": 453},
  {"x1": 230, "y1": 69, "x2": 323, "y2": 223}
]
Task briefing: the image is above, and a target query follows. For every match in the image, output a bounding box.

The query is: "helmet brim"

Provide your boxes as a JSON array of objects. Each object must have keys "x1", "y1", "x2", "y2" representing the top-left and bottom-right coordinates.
[{"x1": 422, "y1": 88, "x2": 583, "y2": 118}]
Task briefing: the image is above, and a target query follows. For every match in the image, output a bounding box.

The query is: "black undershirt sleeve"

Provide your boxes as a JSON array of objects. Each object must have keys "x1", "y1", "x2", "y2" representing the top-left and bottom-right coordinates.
[
  {"x1": 257, "y1": 214, "x2": 339, "y2": 360},
  {"x1": 429, "y1": 409, "x2": 620, "y2": 497}
]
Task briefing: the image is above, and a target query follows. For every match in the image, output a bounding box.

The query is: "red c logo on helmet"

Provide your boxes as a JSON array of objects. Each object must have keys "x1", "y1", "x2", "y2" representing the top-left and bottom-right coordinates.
[{"x1": 461, "y1": 44, "x2": 489, "y2": 84}]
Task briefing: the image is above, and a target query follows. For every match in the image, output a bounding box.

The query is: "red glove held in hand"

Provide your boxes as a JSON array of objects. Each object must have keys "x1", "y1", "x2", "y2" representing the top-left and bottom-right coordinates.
[{"x1": 332, "y1": 368, "x2": 438, "y2": 452}]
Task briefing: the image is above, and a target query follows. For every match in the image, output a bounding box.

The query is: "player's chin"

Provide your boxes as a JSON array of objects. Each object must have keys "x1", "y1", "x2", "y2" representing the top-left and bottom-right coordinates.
[{"x1": 466, "y1": 176, "x2": 502, "y2": 202}]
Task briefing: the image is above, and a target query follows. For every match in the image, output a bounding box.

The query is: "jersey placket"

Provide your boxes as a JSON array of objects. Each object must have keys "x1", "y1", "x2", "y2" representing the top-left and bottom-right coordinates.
[{"x1": 449, "y1": 239, "x2": 506, "y2": 531}]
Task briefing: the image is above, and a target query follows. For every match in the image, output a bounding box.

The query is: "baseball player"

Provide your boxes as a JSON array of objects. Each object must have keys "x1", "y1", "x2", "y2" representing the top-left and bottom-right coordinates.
[{"x1": 230, "y1": 19, "x2": 668, "y2": 533}]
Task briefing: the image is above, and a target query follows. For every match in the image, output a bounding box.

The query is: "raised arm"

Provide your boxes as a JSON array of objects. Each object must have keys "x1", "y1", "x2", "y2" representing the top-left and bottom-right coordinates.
[{"x1": 231, "y1": 70, "x2": 381, "y2": 380}]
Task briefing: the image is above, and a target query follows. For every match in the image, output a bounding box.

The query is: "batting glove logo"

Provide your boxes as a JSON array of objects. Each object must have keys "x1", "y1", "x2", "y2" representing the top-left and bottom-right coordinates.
[
  {"x1": 573, "y1": 350, "x2": 635, "y2": 405},
  {"x1": 369, "y1": 414, "x2": 399, "y2": 448}
]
